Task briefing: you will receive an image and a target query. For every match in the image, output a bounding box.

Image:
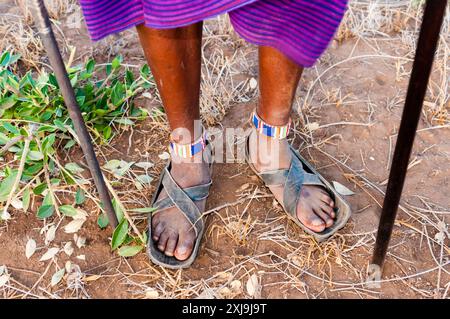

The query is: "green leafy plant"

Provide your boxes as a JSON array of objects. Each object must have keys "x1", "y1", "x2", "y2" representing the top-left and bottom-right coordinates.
[{"x1": 0, "y1": 51, "x2": 154, "y2": 256}]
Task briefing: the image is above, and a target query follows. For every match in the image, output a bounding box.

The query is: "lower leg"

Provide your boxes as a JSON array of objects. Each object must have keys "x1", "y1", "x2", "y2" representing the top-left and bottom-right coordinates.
[
  {"x1": 257, "y1": 46, "x2": 303, "y2": 126},
  {"x1": 137, "y1": 23, "x2": 210, "y2": 260},
  {"x1": 250, "y1": 46, "x2": 335, "y2": 232},
  {"x1": 137, "y1": 23, "x2": 203, "y2": 144}
]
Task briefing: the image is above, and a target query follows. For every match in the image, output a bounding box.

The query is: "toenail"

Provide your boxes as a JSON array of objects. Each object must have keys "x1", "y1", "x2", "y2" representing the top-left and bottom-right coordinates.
[{"x1": 312, "y1": 219, "x2": 324, "y2": 226}]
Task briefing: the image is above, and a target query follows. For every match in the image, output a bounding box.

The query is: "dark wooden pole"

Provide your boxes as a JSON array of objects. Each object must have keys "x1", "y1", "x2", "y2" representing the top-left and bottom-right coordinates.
[
  {"x1": 31, "y1": 0, "x2": 118, "y2": 228},
  {"x1": 370, "y1": 0, "x2": 447, "y2": 276}
]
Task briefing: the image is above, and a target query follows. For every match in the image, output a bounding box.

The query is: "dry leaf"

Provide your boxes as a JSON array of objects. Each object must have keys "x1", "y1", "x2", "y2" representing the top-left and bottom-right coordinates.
[
  {"x1": 76, "y1": 255, "x2": 86, "y2": 261},
  {"x1": 158, "y1": 152, "x2": 170, "y2": 160},
  {"x1": 63, "y1": 242, "x2": 74, "y2": 256},
  {"x1": 305, "y1": 122, "x2": 320, "y2": 132},
  {"x1": 84, "y1": 274, "x2": 101, "y2": 282},
  {"x1": 332, "y1": 181, "x2": 355, "y2": 196},
  {"x1": 435, "y1": 232, "x2": 445, "y2": 244},
  {"x1": 64, "y1": 219, "x2": 85, "y2": 234},
  {"x1": 236, "y1": 183, "x2": 250, "y2": 192},
  {"x1": 25, "y1": 238, "x2": 37, "y2": 259},
  {"x1": 73, "y1": 209, "x2": 88, "y2": 220},
  {"x1": 0, "y1": 209, "x2": 11, "y2": 220},
  {"x1": 135, "y1": 162, "x2": 154, "y2": 170},
  {"x1": 45, "y1": 225, "x2": 56, "y2": 244},
  {"x1": 51, "y1": 268, "x2": 65, "y2": 287},
  {"x1": 65, "y1": 261, "x2": 72, "y2": 273},
  {"x1": 0, "y1": 274, "x2": 10, "y2": 288},
  {"x1": 75, "y1": 235, "x2": 86, "y2": 248},
  {"x1": 219, "y1": 287, "x2": 232, "y2": 297},
  {"x1": 11, "y1": 198, "x2": 23, "y2": 209},
  {"x1": 39, "y1": 247, "x2": 59, "y2": 261},
  {"x1": 230, "y1": 280, "x2": 242, "y2": 292},
  {"x1": 217, "y1": 271, "x2": 232, "y2": 280},
  {"x1": 142, "y1": 92, "x2": 152, "y2": 99},
  {"x1": 291, "y1": 255, "x2": 303, "y2": 267},
  {"x1": 246, "y1": 274, "x2": 259, "y2": 297},
  {"x1": 145, "y1": 288, "x2": 159, "y2": 299}
]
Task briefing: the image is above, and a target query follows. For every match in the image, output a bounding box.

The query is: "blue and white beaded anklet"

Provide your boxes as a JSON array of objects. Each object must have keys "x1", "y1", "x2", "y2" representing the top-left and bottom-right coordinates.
[
  {"x1": 169, "y1": 131, "x2": 207, "y2": 158},
  {"x1": 251, "y1": 112, "x2": 291, "y2": 139}
]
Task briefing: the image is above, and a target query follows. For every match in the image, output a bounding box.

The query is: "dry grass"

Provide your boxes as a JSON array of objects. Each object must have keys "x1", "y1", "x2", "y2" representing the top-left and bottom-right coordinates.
[{"x1": 0, "y1": 0, "x2": 449, "y2": 299}]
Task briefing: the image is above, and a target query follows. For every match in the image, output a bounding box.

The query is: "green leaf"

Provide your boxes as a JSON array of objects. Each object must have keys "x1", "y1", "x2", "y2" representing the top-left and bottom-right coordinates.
[
  {"x1": 65, "y1": 162, "x2": 84, "y2": 174},
  {"x1": 140, "y1": 64, "x2": 150, "y2": 77},
  {"x1": 59, "y1": 205, "x2": 78, "y2": 217},
  {"x1": 0, "y1": 170, "x2": 18, "y2": 202},
  {"x1": 118, "y1": 245, "x2": 143, "y2": 257},
  {"x1": 111, "y1": 55, "x2": 123, "y2": 70},
  {"x1": 129, "y1": 207, "x2": 157, "y2": 214},
  {"x1": 53, "y1": 119, "x2": 67, "y2": 132},
  {"x1": 22, "y1": 187, "x2": 31, "y2": 212},
  {"x1": 33, "y1": 182, "x2": 47, "y2": 195},
  {"x1": 75, "y1": 188, "x2": 85, "y2": 205},
  {"x1": 37, "y1": 205, "x2": 54, "y2": 219},
  {"x1": 24, "y1": 163, "x2": 43, "y2": 176},
  {"x1": 114, "y1": 118, "x2": 134, "y2": 126},
  {"x1": 114, "y1": 161, "x2": 134, "y2": 177},
  {"x1": 64, "y1": 140, "x2": 76, "y2": 149},
  {"x1": 112, "y1": 198, "x2": 124, "y2": 222},
  {"x1": 0, "y1": 51, "x2": 10, "y2": 67},
  {"x1": 27, "y1": 151, "x2": 44, "y2": 161},
  {"x1": 37, "y1": 125, "x2": 57, "y2": 133},
  {"x1": 103, "y1": 126, "x2": 112, "y2": 140},
  {"x1": 42, "y1": 192, "x2": 53, "y2": 206},
  {"x1": 136, "y1": 174, "x2": 153, "y2": 184},
  {"x1": 3, "y1": 122, "x2": 19, "y2": 135},
  {"x1": 97, "y1": 213, "x2": 109, "y2": 229},
  {"x1": 42, "y1": 133, "x2": 56, "y2": 153},
  {"x1": 0, "y1": 132, "x2": 9, "y2": 145},
  {"x1": 111, "y1": 218, "x2": 128, "y2": 250},
  {"x1": 104, "y1": 159, "x2": 121, "y2": 170}
]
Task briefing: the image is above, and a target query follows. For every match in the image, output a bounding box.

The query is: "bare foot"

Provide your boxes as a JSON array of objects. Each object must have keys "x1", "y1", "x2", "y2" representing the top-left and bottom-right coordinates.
[
  {"x1": 248, "y1": 129, "x2": 335, "y2": 232},
  {"x1": 152, "y1": 150, "x2": 210, "y2": 261}
]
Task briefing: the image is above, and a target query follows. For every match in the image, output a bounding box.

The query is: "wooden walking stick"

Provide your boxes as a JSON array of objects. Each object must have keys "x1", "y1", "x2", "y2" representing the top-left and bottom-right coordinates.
[
  {"x1": 31, "y1": 0, "x2": 119, "y2": 229},
  {"x1": 368, "y1": 0, "x2": 448, "y2": 283}
]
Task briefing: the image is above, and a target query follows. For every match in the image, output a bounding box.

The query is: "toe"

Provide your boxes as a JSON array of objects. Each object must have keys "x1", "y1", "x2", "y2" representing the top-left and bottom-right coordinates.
[
  {"x1": 164, "y1": 233, "x2": 179, "y2": 257},
  {"x1": 152, "y1": 217, "x2": 165, "y2": 241},
  {"x1": 157, "y1": 230, "x2": 169, "y2": 252},
  {"x1": 320, "y1": 202, "x2": 335, "y2": 218},
  {"x1": 297, "y1": 207, "x2": 326, "y2": 233},
  {"x1": 174, "y1": 232, "x2": 195, "y2": 261},
  {"x1": 314, "y1": 207, "x2": 334, "y2": 228},
  {"x1": 319, "y1": 192, "x2": 335, "y2": 210}
]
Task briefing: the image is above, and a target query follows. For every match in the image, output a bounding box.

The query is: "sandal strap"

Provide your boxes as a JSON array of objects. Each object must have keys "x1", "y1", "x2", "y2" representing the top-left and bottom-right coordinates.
[
  {"x1": 159, "y1": 165, "x2": 207, "y2": 237},
  {"x1": 153, "y1": 181, "x2": 212, "y2": 211},
  {"x1": 283, "y1": 151, "x2": 325, "y2": 216}
]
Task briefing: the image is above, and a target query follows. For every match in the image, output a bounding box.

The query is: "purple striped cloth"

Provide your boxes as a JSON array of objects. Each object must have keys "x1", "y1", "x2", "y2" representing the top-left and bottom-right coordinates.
[{"x1": 79, "y1": 0, "x2": 348, "y2": 67}]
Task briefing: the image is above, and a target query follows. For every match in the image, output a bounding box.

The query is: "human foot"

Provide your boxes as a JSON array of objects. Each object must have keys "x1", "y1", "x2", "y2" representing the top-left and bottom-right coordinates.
[
  {"x1": 152, "y1": 149, "x2": 211, "y2": 261},
  {"x1": 248, "y1": 128, "x2": 335, "y2": 232}
]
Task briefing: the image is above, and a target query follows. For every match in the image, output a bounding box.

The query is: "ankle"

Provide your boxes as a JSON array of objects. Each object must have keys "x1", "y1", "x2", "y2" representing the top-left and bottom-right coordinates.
[{"x1": 250, "y1": 129, "x2": 291, "y2": 170}]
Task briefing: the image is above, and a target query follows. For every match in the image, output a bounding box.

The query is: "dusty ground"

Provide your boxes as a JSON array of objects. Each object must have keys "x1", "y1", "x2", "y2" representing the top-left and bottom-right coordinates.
[{"x1": 0, "y1": 1, "x2": 449, "y2": 299}]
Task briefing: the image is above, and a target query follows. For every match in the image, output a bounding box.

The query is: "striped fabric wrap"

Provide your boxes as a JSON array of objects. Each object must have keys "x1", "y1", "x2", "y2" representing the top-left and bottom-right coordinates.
[
  {"x1": 252, "y1": 112, "x2": 291, "y2": 139},
  {"x1": 79, "y1": 0, "x2": 349, "y2": 67}
]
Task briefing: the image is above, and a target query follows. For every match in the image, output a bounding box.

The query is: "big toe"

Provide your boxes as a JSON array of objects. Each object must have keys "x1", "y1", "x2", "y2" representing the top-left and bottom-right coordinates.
[
  {"x1": 298, "y1": 208, "x2": 326, "y2": 233},
  {"x1": 174, "y1": 232, "x2": 195, "y2": 261}
]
